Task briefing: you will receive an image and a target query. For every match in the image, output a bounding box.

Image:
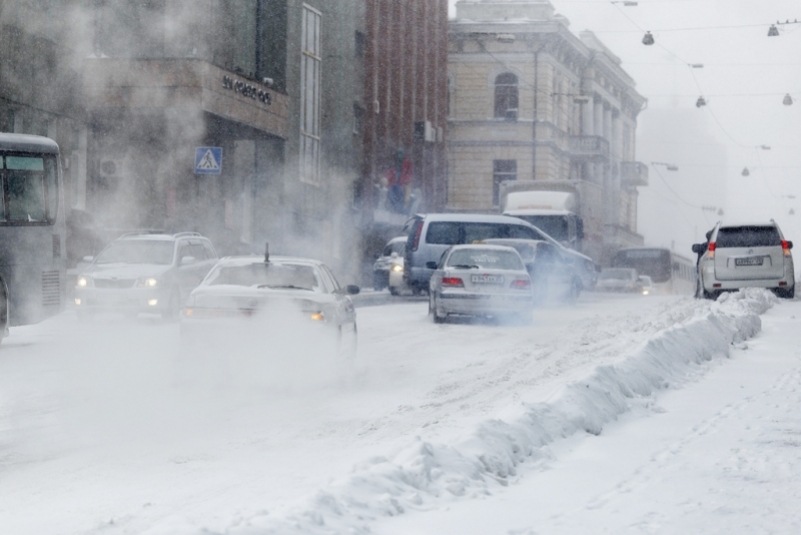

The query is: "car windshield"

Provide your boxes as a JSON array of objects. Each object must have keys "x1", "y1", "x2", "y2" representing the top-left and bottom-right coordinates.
[
  {"x1": 383, "y1": 241, "x2": 405, "y2": 256},
  {"x1": 716, "y1": 226, "x2": 781, "y2": 248},
  {"x1": 600, "y1": 268, "x2": 635, "y2": 281},
  {"x1": 517, "y1": 216, "x2": 569, "y2": 242},
  {"x1": 95, "y1": 240, "x2": 175, "y2": 265},
  {"x1": 206, "y1": 263, "x2": 322, "y2": 291},
  {"x1": 447, "y1": 248, "x2": 523, "y2": 270}
]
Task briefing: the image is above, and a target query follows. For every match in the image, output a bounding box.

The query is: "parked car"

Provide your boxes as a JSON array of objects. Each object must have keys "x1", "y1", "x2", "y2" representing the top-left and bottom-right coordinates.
[
  {"x1": 74, "y1": 232, "x2": 218, "y2": 319},
  {"x1": 428, "y1": 244, "x2": 534, "y2": 323},
  {"x1": 482, "y1": 238, "x2": 581, "y2": 303},
  {"x1": 181, "y1": 254, "x2": 359, "y2": 358},
  {"x1": 596, "y1": 268, "x2": 642, "y2": 293},
  {"x1": 693, "y1": 220, "x2": 795, "y2": 299},
  {"x1": 373, "y1": 236, "x2": 407, "y2": 295},
  {"x1": 638, "y1": 275, "x2": 654, "y2": 295}
]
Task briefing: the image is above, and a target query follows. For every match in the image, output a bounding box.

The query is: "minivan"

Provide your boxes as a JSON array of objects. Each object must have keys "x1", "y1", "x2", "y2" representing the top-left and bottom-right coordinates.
[
  {"x1": 403, "y1": 214, "x2": 552, "y2": 294},
  {"x1": 693, "y1": 220, "x2": 794, "y2": 299}
]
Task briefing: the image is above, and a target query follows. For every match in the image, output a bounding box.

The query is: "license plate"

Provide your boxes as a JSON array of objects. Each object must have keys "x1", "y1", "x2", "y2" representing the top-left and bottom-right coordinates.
[
  {"x1": 471, "y1": 274, "x2": 504, "y2": 284},
  {"x1": 735, "y1": 256, "x2": 763, "y2": 266}
]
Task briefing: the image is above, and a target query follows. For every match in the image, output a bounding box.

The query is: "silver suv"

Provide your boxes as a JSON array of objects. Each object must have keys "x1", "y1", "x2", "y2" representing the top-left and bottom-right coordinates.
[
  {"x1": 694, "y1": 221, "x2": 794, "y2": 299},
  {"x1": 74, "y1": 232, "x2": 219, "y2": 319}
]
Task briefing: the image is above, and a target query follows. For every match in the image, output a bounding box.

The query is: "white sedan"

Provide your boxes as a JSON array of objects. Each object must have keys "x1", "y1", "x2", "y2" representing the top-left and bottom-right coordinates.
[
  {"x1": 181, "y1": 255, "x2": 359, "y2": 359},
  {"x1": 427, "y1": 244, "x2": 534, "y2": 323}
]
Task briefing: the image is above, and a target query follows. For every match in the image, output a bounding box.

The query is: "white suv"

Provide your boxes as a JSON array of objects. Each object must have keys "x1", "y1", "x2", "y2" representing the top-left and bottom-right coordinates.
[{"x1": 694, "y1": 221, "x2": 794, "y2": 299}]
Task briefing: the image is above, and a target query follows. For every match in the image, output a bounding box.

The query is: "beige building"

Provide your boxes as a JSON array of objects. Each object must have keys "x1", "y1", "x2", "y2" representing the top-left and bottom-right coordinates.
[{"x1": 448, "y1": 0, "x2": 648, "y2": 263}]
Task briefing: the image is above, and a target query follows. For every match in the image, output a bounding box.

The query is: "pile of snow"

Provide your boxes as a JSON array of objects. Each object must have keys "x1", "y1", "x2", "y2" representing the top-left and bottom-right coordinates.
[{"x1": 165, "y1": 290, "x2": 775, "y2": 535}]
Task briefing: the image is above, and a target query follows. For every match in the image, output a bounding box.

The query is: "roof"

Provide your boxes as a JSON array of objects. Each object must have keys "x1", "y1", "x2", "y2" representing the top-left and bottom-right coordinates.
[
  {"x1": 414, "y1": 213, "x2": 537, "y2": 226},
  {"x1": 447, "y1": 243, "x2": 523, "y2": 253},
  {"x1": 216, "y1": 255, "x2": 325, "y2": 268},
  {"x1": 0, "y1": 133, "x2": 60, "y2": 154},
  {"x1": 118, "y1": 232, "x2": 206, "y2": 242}
]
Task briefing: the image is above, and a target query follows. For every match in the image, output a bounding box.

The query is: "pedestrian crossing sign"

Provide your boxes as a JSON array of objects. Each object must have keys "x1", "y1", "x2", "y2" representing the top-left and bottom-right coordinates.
[{"x1": 194, "y1": 147, "x2": 222, "y2": 175}]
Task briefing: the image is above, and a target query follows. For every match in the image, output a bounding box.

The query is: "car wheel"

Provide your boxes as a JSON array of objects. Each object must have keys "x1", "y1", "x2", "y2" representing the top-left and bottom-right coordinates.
[
  {"x1": 430, "y1": 293, "x2": 446, "y2": 324},
  {"x1": 776, "y1": 285, "x2": 795, "y2": 299},
  {"x1": 389, "y1": 286, "x2": 400, "y2": 296},
  {"x1": 162, "y1": 288, "x2": 181, "y2": 321},
  {"x1": 412, "y1": 285, "x2": 423, "y2": 296},
  {"x1": 566, "y1": 277, "x2": 581, "y2": 303}
]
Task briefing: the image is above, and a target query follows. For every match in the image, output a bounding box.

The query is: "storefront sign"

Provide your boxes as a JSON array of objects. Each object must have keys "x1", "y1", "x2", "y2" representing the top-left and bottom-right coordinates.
[{"x1": 222, "y1": 75, "x2": 272, "y2": 105}]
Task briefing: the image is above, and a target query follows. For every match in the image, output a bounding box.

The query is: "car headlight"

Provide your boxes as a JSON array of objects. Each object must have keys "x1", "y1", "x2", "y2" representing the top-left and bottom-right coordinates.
[
  {"x1": 76, "y1": 276, "x2": 90, "y2": 288},
  {"x1": 391, "y1": 264, "x2": 403, "y2": 272},
  {"x1": 137, "y1": 277, "x2": 159, "y2": 288}
]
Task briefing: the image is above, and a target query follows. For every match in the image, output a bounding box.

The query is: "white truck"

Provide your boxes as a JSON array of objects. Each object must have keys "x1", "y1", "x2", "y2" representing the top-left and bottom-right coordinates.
[{"x1": 499, "y1": 181, "x2": 585, "y2": 253}]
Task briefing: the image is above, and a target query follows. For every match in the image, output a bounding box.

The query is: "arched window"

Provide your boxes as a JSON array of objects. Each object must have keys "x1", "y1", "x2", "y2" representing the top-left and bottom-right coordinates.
[{"x1": 494, "y1": 73, "x2": 519, "y2": 120}]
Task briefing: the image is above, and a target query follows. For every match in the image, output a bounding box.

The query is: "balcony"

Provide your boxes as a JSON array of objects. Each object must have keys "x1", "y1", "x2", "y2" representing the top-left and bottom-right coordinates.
[
  {"x1": 620, "y1": 161, "x2": 649, "y2": 187},
  {"x1": 568, "y1": 136, "x2": 610, "y2": 162}
]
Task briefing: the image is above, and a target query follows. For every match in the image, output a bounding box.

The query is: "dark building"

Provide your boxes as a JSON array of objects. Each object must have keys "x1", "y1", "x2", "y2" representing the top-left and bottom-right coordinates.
[
  {"x1": 2, "y1": 1, "x2": 366, "y2": 278},
  {"x1": 359, "y1": 0, "x2": 449, "y2": 265}
]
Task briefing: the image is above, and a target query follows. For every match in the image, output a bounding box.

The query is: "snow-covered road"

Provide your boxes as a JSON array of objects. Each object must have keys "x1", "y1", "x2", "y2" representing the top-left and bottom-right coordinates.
[{"x1": 0, "y1": 291, "x2": 792, "y2": 534}]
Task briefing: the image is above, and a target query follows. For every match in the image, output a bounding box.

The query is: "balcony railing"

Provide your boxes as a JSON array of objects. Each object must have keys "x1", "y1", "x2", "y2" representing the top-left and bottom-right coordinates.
[
  {"x1": 568, "y1": 136, "x2": 610, "y2": 161},
  {"x1": 620, "y1": 161, "x2": 649, "y2": 187}
]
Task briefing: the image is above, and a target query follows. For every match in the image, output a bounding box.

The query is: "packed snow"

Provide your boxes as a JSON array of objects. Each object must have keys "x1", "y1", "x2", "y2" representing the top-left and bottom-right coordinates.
[{"x1": 0, "y1": 290, "x2": 792, "y2": 534}]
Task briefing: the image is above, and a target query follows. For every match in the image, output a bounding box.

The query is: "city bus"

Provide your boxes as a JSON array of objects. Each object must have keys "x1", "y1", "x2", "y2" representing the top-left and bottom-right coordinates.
[
  {"x1": 610, "y1": 247, "x2": 695, "y2": 295},
  {"x1": 0, "y1": 133, "x2": 67, "y2": 342}
]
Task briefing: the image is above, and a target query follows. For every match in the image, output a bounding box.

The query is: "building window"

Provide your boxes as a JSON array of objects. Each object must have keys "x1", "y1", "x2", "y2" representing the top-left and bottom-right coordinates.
[
  {"x1": 353, "y1": 104, "x2": 364, "y2": 135},
  {"x1": 355, "y1": 31, "x2": 366, "y2": 58},
  {"x1": 494, "y1": 73, "x2": 518, "y2": 120},
  {"x1": 493, "y1": 160, "x2": 517, "y2": 206},
  {"x1": 300, "y1": 4, "x2": 322, "y2": 184}
]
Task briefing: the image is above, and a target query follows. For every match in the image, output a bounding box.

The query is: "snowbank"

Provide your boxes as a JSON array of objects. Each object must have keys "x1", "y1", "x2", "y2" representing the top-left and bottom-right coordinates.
[{"x1": 186, "y1": 290, "x2": 775, "y2": 535}]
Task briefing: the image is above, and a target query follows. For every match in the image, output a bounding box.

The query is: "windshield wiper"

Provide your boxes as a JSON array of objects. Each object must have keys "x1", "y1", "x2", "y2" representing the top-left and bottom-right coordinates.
[
  {"x1": 452, "y1": 264, "x2": 479, "y2": 269},
  {"x1": 257, "y1": 284, "x2": 310, "y2": 290}
]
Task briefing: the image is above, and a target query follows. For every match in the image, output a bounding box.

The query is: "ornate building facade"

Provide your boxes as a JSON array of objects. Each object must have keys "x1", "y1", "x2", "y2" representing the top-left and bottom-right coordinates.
[{"x1": 448, "y1": 0, "x2": 648, "y2": 263}]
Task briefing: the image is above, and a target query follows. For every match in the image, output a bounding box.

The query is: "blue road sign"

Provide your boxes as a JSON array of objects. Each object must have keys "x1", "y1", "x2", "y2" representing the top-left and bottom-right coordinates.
[{"x1": 194, "y1": 147, "x2": 223, "y2": 175}]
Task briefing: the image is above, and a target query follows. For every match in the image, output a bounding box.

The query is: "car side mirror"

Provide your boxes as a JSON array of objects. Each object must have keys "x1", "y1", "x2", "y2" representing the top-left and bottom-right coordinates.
[
  {"x1": 426, "y1": 261, "x2": 438, "y2": 270},
  {"x1": 691, "y1": 243, "x2": 703, "y2": 254},
  {"x1": 82, "y1": 255, "x2": 94, "y2": 263},
  {"x1": 390, "y1": 252, "x2": 398, "y2": 258},
  {"x1": 346, "y1": 284, "x2": 360, "y2": 295},
  {"x1": 788, "y1": 241, "x2": 794, "y2": 250}
]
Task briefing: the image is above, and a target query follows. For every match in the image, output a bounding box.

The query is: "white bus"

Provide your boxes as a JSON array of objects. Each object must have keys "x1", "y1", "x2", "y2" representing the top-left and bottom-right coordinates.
[
  {"x1": 0, "y1": 134, "x2": 66, "y2": 342},
  {"x1": 610, "y1": 247, "x2": 695, "y2": 295}
]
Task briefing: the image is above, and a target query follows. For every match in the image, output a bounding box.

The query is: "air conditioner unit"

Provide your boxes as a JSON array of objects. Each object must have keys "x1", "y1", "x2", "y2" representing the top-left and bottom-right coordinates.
[
  {"x1": 414, "y1": 120, "x2": 437, "y2": 143},
  {"x1": 98, "y1": 158, "x2": 125, "y2": 179}
]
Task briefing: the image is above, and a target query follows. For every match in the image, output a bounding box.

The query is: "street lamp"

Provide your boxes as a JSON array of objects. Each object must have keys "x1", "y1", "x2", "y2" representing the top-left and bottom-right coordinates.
[
  {"x1": 696, "y1": 96, "x2": 707, "y2": 108},
  {"x1": 742, "y1": 167, "x2": 750, "y2": 176},
  {"x1": 783, "y1": 93, "x2": 793, "y2": 106},
  {"x1": 642, "y1": 31, "x2": 654, "y2": 45}
]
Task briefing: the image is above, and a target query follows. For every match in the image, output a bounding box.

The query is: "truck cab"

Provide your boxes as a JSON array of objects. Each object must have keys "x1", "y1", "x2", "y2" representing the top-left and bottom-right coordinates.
[{"x1": 500, "y1": 183, "x2": 584, "y2": 252}]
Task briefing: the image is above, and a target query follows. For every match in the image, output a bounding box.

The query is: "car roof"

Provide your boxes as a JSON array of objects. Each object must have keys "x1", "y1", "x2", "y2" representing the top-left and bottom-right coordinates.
[
  {"x1": 448, "y1": 244, "x2": 522, "y2": 253},
  {"x1": 716, "y1": 221, "x2": 778, "y2": 229},
  {"x1": 117, "y1": 232, "x2": 208, "y2": 242},
  {"x1": 483, "y1": 238, "x2": 549, "y2": 246},
  {"x1": 215, "y1": 255, "x2": 325, "y2": 268},
  {"x1": 387, "y1": 236, "x2": 407, "y2": 244},
  {"x1": 414, "y1": 213, "x2": 537, "y2": 225}
]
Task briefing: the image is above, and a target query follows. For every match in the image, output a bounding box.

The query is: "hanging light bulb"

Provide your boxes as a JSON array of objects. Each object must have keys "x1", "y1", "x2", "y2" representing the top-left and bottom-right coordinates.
[
  {"x1": 768, "y1": 24, "x2": 780, "y2": 36},
  {"x1": 741, "y1": 167, "x2": 750, "y2": 176},
  {"x1": 642, "y1": 31, "x2": 654, "y2": 45},
  {"x1": 783, "y1": 93, "x2": 793, "y2": 106},
  {"x1": 696, "y1": 96, "x2": 707, "y2": 108},
  {"x1": 717, "y1": 208, "x2": 725, "y2": 216}
]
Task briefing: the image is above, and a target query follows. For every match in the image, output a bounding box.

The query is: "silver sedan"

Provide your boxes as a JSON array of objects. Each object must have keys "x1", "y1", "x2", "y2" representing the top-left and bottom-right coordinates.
[{"x1": 428, "y1": 245, "x2": 534, "y2": 323}]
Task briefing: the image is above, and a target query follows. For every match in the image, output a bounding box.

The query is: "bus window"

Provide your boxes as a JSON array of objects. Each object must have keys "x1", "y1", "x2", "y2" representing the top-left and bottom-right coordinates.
[{"x1": 5, "y1": 156, "x2": 48, "y2": 223}]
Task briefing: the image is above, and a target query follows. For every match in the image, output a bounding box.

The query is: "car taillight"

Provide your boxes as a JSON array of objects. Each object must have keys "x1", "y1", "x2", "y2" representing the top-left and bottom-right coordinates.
[
  {"x1": 441, "y1": 277, "x2": 464, "y2": 288},
  {"x1": 708, "y1": 242, "x2": 716, "y2": 259},
  {"x1": 782, "y1": 240, "x2": 791, "y2": 256},
  {"x1": 410, "y1": 221, "x2": 423, "y2": 251},
  {"x1": 510, "y1": 278, "x2": 531, "y2": 290}
]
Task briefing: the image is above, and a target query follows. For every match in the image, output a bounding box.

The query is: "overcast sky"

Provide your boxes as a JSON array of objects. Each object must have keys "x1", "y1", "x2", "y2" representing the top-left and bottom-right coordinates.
[{"x1": 449, "y1": 0, "x2": 801, "y2": 254}]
